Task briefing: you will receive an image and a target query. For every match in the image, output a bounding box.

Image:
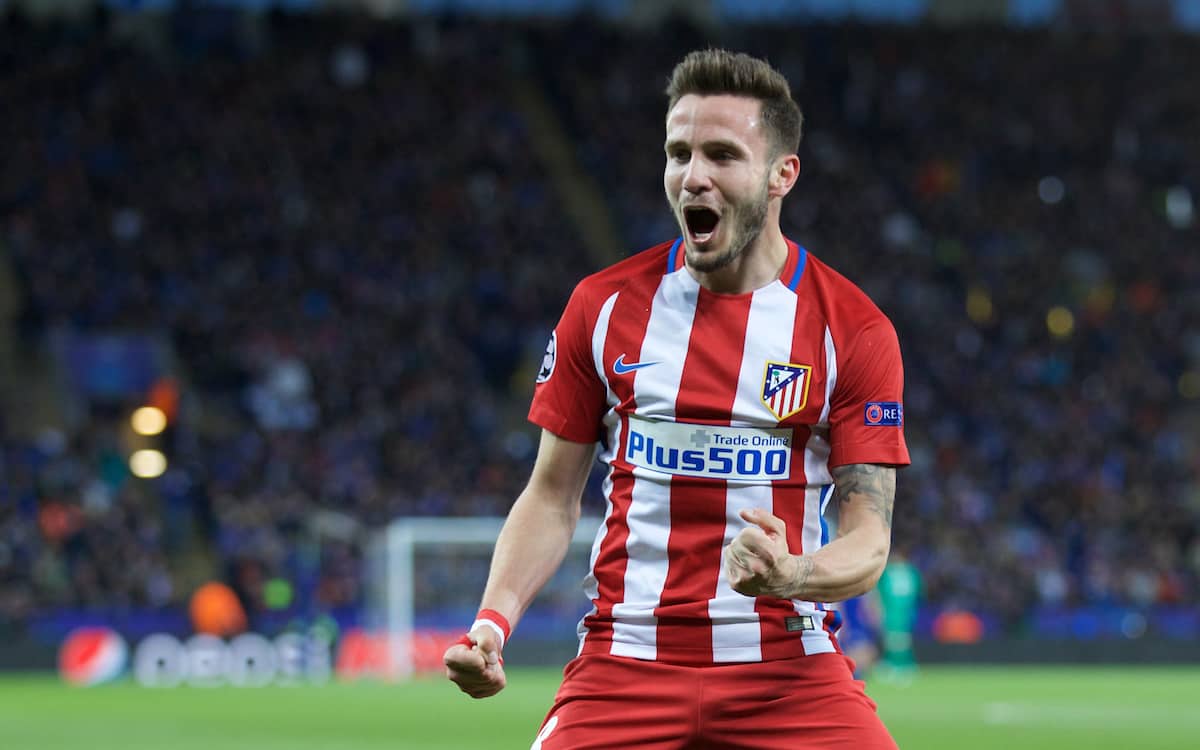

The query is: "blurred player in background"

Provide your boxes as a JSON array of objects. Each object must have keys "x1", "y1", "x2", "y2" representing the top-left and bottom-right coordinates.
[
  {"x1": 876, "y1": 545, "x2": 922, "y2": 683},
  {"x1": 445, "y1": 49, "x2": 909, "y2": 749},
  {"x1": 837, "y1": 592, "x2": 882, "y2": 679}
]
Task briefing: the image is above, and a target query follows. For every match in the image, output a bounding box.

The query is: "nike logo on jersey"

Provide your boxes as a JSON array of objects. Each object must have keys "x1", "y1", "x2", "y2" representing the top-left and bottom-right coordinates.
[{"x1": 613, "y1": 354, "x2": 659, "y2": 374}]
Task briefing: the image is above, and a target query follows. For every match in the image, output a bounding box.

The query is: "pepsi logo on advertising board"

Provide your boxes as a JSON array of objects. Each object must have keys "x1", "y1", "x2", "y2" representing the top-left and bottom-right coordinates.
[{"x1": 58, "y1": 627, "x2": 128, "y2": 686}]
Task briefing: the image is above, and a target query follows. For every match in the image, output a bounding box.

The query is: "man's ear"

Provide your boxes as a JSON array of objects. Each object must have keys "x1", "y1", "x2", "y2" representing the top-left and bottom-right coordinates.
[{"x1": 769, "y1": 153, "x2": 801, "y2": 198}]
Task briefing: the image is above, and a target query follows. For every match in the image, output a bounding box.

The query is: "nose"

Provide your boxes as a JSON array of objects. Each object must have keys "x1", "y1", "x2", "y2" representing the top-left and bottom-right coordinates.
[{"x1": 682, "y1": 155, "x2": 712, "y2": 195}]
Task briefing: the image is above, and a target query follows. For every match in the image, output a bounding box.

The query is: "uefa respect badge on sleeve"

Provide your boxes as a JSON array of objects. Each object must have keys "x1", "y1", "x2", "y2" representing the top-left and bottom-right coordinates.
[{"x1": 863, "y1": 402, "x2": 903, "y2": 426}]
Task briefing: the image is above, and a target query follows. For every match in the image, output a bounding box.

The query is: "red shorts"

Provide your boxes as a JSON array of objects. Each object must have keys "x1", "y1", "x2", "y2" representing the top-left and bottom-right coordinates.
[{"x1": 531, "y1": 653, "x2": 897, "y2": 750}]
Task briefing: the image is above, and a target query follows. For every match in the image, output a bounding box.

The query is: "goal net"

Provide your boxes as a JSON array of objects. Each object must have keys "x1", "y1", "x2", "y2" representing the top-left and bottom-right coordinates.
[{"x1": 362, "y1": 516, "x2": 601, "y2": 680}]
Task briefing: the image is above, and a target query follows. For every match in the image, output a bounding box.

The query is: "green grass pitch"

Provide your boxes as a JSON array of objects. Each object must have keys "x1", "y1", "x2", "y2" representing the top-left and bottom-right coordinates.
[{"x1": 1, "y1": 666, "x2": 1196, "y2": 749}]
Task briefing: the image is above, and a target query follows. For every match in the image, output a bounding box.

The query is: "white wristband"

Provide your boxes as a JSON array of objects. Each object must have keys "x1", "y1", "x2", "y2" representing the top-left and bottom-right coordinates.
[{"x1": 471, "y1": 618, "x2": 506, "y2": 650}]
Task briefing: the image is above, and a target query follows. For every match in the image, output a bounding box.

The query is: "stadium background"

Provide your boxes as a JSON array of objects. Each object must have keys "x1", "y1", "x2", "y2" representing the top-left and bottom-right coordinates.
[{"x1": 0, "y1": 0, "x2": 1197, "y2": 739}]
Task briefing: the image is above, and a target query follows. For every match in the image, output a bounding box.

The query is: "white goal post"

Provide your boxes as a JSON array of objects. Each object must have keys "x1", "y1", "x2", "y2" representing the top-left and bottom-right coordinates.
[{"x1": 367, "y1": 516, "x2": 601, "y2": 680}]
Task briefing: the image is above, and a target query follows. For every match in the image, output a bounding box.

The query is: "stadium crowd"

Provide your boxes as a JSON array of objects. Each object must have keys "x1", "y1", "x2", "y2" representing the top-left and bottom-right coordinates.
[{"x1": 0, "y1": 10, "x2": 1197, "y2": 639}]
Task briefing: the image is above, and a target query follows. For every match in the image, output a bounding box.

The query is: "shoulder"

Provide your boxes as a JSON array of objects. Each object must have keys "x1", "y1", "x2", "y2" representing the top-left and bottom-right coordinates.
[{"x1": 799, "y1": 249, "x2": 895, "y2": 335}]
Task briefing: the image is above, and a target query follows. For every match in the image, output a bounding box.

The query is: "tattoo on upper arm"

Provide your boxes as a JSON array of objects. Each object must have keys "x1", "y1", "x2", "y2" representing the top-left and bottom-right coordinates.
[{"x1": 830, "y1": 464, "x2": 896, "y2": 529}]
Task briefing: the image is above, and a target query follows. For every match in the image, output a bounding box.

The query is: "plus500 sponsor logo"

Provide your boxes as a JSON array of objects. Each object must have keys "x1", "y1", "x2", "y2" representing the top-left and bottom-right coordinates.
[{"x1": 624, "y1": 419, "x2": 792, "y2": 481}]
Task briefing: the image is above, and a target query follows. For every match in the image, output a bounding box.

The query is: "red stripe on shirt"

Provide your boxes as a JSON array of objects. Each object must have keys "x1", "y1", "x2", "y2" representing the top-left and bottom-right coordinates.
[
  {"x1": 822, "y1": 609, "x2": 844, "y2": 654},
  {"x1": 654, "y1": 288, "x2": 752, "y2": 664}
]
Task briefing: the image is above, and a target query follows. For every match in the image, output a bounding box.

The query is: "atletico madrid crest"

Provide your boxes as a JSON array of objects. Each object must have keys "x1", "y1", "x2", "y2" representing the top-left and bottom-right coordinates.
[{"x1": 761, "y1": 362, "x2": 812, "y2": 421}]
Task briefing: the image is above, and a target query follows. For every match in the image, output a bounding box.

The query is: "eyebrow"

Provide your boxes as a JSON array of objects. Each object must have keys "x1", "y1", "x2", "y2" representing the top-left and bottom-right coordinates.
[{"x1": 664, "y1": 138, "x2": 746, "y2": 154}]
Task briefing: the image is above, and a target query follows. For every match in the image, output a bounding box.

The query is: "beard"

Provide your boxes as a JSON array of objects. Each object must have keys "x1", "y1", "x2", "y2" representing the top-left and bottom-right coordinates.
[{"x1": 681, "y1": 177, "x2": 770, "y2": 274}]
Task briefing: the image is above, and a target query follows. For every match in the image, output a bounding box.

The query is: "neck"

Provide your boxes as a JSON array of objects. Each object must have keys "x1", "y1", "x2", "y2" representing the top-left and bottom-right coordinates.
[{"x1": 688, "y1": 222, "x2": 789, "y2": 295}]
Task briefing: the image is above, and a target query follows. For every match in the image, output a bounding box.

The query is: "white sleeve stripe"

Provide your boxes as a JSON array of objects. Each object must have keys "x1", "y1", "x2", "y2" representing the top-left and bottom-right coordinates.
[
  {"x1": 820, "y1": 325, "x2": 836, "y2": 425},
  {"x1": 471, "y1": 618, "x2": 507, "y2": 650}
]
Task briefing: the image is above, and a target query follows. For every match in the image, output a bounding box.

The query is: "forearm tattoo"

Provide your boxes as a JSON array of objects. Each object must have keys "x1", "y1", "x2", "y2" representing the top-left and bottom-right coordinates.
[
  {"x1": 830, "y1": 464, "x2": 896, "y2": 529},
  {"x1": 789, "y1": 555, "x2": 815, "y2": 597}
]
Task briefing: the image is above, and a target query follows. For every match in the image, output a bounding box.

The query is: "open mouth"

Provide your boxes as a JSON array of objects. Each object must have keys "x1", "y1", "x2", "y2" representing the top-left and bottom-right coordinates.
[{"x1": 683, "y1": 206, "x2": 721, "y2": 242}]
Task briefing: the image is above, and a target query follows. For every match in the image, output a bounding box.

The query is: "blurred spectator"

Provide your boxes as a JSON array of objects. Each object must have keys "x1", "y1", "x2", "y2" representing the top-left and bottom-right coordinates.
[{"x1": 189, "y1": 580, "x2": 247, "y2": 637}]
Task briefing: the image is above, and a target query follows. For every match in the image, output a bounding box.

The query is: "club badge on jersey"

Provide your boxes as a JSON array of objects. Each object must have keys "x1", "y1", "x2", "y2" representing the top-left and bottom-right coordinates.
[{"x1": 761, "y1": 362, "x2": 812, "y2": 421}]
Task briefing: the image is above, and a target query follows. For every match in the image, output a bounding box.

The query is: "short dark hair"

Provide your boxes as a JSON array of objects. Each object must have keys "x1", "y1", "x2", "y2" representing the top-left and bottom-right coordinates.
[{"x1": 665, "y1": 49, "x2": 804, "y2": 157}]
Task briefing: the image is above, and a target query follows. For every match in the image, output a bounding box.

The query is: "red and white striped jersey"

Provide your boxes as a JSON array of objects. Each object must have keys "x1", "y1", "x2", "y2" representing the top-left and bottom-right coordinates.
[{"x1": 529, "y1": 238, "x2": 910, "y2": 666}]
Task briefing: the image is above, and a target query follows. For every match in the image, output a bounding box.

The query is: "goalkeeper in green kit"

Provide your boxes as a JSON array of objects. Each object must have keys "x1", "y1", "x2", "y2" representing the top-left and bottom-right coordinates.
[{"x1": 875, "y1": 546, "x2": 921, "y2": 682}]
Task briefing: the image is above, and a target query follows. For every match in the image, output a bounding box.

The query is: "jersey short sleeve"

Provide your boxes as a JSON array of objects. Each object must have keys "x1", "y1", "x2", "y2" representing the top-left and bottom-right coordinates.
[
  {"x1": 827, "y1": 316, "x2": 911, "y2": 468},
  {"x1": 527, "y1": 283, "x2": 608, "y2": 444}
]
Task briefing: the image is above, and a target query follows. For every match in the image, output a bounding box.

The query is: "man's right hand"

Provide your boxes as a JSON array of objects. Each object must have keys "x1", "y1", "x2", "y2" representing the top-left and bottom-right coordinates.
[{"x1": 443, "y1": 625, "x2": 507, "y2": 698}]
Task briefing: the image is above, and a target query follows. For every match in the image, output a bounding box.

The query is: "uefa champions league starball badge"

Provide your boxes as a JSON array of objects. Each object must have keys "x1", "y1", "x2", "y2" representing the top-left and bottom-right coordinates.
[{"x1": 537, "y1": 332, "x2": 557, "y2": 384}]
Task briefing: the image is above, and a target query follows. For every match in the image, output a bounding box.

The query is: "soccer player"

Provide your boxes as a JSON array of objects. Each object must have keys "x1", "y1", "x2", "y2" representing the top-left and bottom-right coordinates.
[
  {"x1": 445, "y1": 49, "x2": 909, "y2": 749},
  {"x1": 875, "y1": 545, "x2": 922, "y2": 683},
  {"x1": 836, "y1": 592, "x2": 883, "y2": 680}
]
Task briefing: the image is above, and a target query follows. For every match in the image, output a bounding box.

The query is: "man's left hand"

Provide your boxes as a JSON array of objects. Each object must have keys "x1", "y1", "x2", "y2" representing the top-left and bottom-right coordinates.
[{"x1": 723, "y1": 507, "x2": 803, "y2": 599}]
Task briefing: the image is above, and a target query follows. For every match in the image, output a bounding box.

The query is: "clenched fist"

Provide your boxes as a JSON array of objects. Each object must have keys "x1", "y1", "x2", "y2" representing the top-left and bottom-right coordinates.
[
  {"x1": 723, "y1": 507, "x2": 807, "y2": 599},
  {"x1": 444, "y1": 625, "x2": 507, "y2": 699}
]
